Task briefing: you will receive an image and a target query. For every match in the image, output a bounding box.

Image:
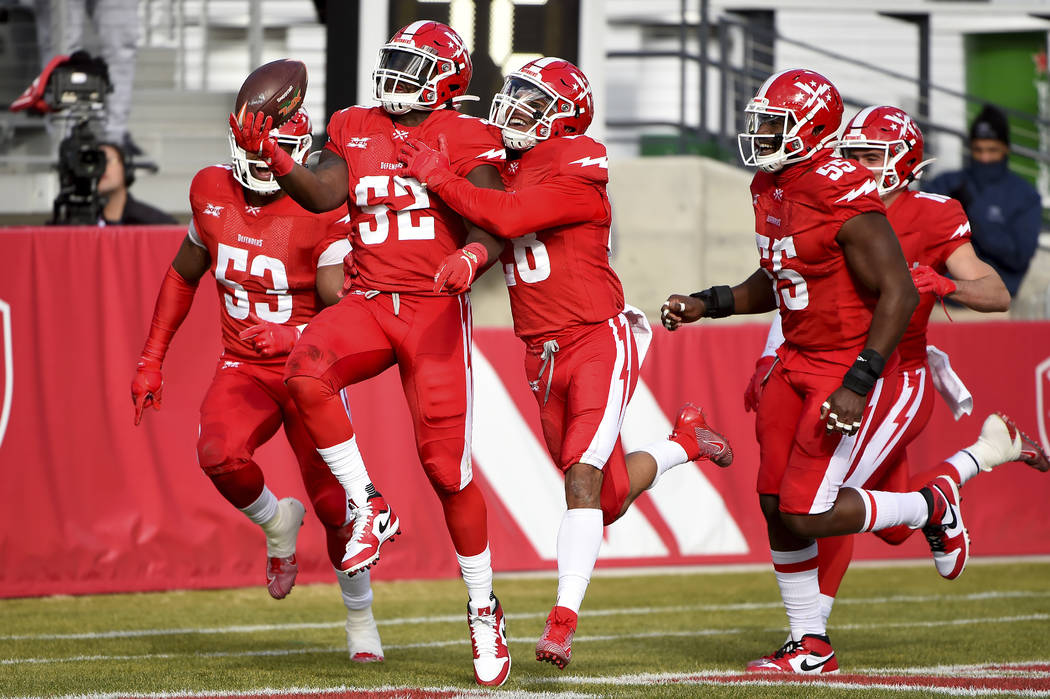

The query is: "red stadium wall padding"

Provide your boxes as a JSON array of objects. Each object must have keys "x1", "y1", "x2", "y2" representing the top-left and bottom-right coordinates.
[{"x1": 0, "y1": 225, "x2": 1048, "y2": 598}]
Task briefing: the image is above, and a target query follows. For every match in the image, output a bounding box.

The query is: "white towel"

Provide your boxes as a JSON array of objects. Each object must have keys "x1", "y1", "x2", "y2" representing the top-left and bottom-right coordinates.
[{"x1": 926, "y1": 345, "x2": 973, "y2": 420}]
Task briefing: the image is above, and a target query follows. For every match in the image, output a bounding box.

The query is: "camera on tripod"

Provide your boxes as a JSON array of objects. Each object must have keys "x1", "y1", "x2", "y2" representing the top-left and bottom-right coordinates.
[{"x1": 45, "y1": 51, "x2": 112, "y2": 225}]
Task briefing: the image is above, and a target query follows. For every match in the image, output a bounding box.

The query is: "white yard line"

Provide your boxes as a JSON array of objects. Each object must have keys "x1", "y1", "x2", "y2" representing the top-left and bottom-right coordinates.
[
  {"x1": 3, "y1": 615, "x2": 1047, "y2": 667},
  {"x1": 3, "y1": 589, "x2": 1047, "y2": 642}
]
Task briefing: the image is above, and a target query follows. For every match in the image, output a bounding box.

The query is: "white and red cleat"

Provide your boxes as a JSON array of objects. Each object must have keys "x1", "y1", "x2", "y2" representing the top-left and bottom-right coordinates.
[
  {"x1": 340, "y1": 492, "x2": 399, "y2": 577},
  {"x1": 468, "y1": 595, "x2": 511, "y2": 686},
  {"x1": 265, "y1": 497, "x2": 306, "y2": 599},
  {"x1": 535, "y1": 605, "x2": 577, "y2": 670},
  {"x1": 670, "y1": 403, "x2": 733, "y2": 467},
  {"x1": 345, "y1": 607, "x2": 384, "y2": 663},
  {"x1": 921, "y1": 475, "x2": 969, "y2": 580},
  {"x1": 746, "y1": 634, "x2": 838, "y2": 674},
  {"x1": 994, "y1": 413, "x2": 1050, "y2": 473}
]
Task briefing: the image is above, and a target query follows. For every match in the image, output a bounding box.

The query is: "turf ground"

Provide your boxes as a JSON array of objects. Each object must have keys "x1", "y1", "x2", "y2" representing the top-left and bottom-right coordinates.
[{"x1": 2, "y1": 559, "x2": 1049, "y2": 698}]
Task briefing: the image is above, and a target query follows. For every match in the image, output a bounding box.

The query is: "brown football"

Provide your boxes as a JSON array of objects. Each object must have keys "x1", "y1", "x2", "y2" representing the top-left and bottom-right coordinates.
[{"x1": 234, "y1": 59, "x2": 308, "y2": 128}]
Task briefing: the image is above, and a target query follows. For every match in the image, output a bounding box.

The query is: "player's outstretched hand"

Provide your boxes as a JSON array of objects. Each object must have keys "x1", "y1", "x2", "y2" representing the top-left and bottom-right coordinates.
[
  {"x1": 820, "y1": 387, "x2": 866, "y2": 437},
  {"x1": 910, "y1": 264, "x2": 957, "y2": 298},
  {"x1": 228, "y1": 111, "x2": 294, "y2": 176},
  {"x1": 239, "y1": 317, "x2": 301, "y2": 357},
  {"x1": 433, "y1": 242, "x2": 488, "y2": 294},
  {"x1": 229, "y1": 110, "x2": 273, "y2": 156},
  {"x1": 744, "y1": 355, "x2": 777, "y2": 413},
  {"x1": 131, "y1": 356, "x2": 163, "y2": 426},
  {"x1": 398, "y1": 134, "x2": 451, "y2": 185},
  {"x1": 660, "y1": 294, "x2": 705, "y2": 331}
]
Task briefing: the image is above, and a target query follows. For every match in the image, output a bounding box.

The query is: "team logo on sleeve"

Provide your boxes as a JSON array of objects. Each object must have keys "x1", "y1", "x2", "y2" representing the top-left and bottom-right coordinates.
[
  {"x1": 346, "y1": 137, "x2": 371, "y2": 149},
  {"x1": 477, "y1": 148, "x2": 507, "y2": 161},
  {"x1": 203, "y1": 203, "x2": 225, "y2": 218},
  {"x1": 835, "y1": 179, "x2": 878, "y2": 203},
  {"x1": 569, "y1": 155, "x2": 608, "y2": 169}
]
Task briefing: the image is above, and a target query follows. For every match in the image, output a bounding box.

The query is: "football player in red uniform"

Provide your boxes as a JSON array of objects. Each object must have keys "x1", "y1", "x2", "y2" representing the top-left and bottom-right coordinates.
[
  {"x1": 131, "y1": 106, "x2": 385, "y2": 663},
  {"x1": 742, "y1": 105, "x2": 1048, "y2": 648},
  {"x1": 661, "y1": 68, "x2": 991, "y2": 673},
  {"x1": 228, "y1": 22, "x2": 511, "y2": 686},
  {"x1": 397, "y1": 57, "x2": 734, "y2": 670}
]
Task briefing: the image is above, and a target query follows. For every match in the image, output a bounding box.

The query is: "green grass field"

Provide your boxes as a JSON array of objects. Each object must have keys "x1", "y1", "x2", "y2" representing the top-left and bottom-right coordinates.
[{"x1": 2, "y1": 559, "x2": 1049, "y2": 698}]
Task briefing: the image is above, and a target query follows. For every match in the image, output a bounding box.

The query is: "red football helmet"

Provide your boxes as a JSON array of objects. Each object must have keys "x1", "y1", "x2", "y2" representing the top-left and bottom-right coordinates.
[
  {"x1": 738, "y1": 68, "x2": 843, "y2": 173},
  {"x1": 834, "y1": 105, "x2": 933, "y2": 196},
  {"x1": 489, "y1": 57, "x2": 594, "y2": 151},
  {"x1": 372, "y1": 21, "x2": 473, "y2": 114},
  {"x1": 228, "y1": 108, "x2": 312, "y2": 193}
]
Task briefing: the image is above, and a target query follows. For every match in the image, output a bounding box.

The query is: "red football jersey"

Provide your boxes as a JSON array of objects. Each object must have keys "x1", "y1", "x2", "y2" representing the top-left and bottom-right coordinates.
[
  {"x1": 324, "y1": 106, "x2": 506, "y2": 293},
  {"x1": 752, "y1": 151, "x2": 886, "y2": 374},
  {"x1": 887, "y1": 190, "x2": 971, "y2": 369},
  {"x1": 419, "y1": 134, "x2": 622, "y2": 341},
  {"x1": 188, "y1": 165, "x2": 351, "y2": 363}
]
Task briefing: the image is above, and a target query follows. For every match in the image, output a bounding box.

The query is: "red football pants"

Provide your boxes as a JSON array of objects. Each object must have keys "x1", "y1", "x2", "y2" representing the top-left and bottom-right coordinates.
[
  {"x1": 525, "y1": 315, "x2": 638, "y2": 525},
  {"x1": 197, "y1": 359, "x2": 352, "y2": 566},
  {"x1": 285, "y1": 291, "x2": 475, "y2": 496}
]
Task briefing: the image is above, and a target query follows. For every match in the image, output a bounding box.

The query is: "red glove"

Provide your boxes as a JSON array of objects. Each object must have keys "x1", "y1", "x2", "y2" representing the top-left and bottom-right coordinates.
[
  {"x1": 743, "y1": 355, "x2": 777, "y2": 413},
  {"x1": 239, "y1": 320, "x2": 301, "y2": 357},
  {"x1": 398, "y1": 135, "x2": 453, "y2": 187},
  {"x1": 228, "y1": 110, "x2": 294, "y2": 176},
  {"x1": 132, "y1": 355, "x2": 164, "y2": 426},
  {"x1": 910, "y1": 264, "x2": 957, "y2": 298},
  {"x1": 433, "y1": 243, "x2": 488, "y2": 294},
  {"x1": 338, "y1": 250, "x2": 359, "y2": 298},
  {"x1": 132, "y1": 266, "x2": 198, "y2": 425}
]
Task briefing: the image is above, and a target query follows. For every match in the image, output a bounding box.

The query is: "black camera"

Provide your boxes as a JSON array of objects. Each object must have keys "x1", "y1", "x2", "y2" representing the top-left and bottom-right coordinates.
[{"x1": 47, "y1": 51, "x2": 113, "y2": 225}]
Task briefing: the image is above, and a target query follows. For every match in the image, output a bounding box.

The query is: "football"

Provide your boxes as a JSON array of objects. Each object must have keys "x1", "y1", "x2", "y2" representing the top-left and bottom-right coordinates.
[{"x1": 234, "y1": 58, "x2": 308, "y2": 128}]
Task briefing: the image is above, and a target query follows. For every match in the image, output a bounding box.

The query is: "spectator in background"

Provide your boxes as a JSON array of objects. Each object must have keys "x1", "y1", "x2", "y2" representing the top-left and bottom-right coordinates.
[
  {"x1": 99, "y1": 142, "x2": 174, "y2": 225},
  {"x1": 32, "y1": 0, "x2": 141, "y2": 153},
  {"x1": 925, "y1": 104, "x2": 1042, "y2": 297}
]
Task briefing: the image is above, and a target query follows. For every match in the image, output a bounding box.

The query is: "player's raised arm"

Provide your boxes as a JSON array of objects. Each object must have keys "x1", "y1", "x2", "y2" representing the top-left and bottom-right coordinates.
[
  {"x1": 226, "y1": 60, "x2": 349, "y2": 213},
  {"x1": 401, "y1": 137, "x2": 606, "y2": 239}
]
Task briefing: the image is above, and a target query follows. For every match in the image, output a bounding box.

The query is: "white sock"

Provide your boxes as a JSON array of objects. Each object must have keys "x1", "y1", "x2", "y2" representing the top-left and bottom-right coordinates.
[
  {"x1": 555, "y1": 508, "x2": 604, "y2": 614},
  {"x1": 458, "y1": 546, "x2": 494, "y2": 609},
  {"x1": 239, "y1": 486, "x2": 278, "y2": 526},
  {"x1": 336, "y1": 568, "x2": 373, "y2": 610},
  {"x1": 771, "y1": 543, "x2": 824, "y2": 640},
  {"x1": 851, "y1": 487, "x2": 930, "y2": 531},
  {"x1": 949, "y1": 451, "x2": 981, "y2": 486},
  {"x1": 641, "y1": 439, "x2": 691, "y2": 489},
  {"x1": 818, "y1": 593, "x2": 835, "y2": 629},
  {"x1": 317, "y1": 436, "x2": 372, "y2": 505}
]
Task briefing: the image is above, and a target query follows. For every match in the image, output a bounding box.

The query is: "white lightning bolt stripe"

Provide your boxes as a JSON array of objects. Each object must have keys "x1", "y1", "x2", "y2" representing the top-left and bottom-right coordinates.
[
  {"x1": 951, "y1": 221, "x2": 971, "y2": 239},
  {"x1": 476, "y1": 148, "x2": 506, "y2": 160},
  {"x1": 835, "y1": 179, "x2": 878, "y2": 203},
  {"x1": 569, "y1": 155, "x2": 609, "y2": 169}
]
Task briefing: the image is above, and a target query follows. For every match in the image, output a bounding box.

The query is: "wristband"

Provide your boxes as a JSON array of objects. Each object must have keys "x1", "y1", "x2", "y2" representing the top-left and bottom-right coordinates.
[
  {"x1": 841, "y1": 348, "x2": 885, "y2": 396},
  {"x1": 462, "y1": 242, "x2": 489, "y2": 269},
  {"x1": 690, "y1": 285, "x2": 735, "y2": 318},
  {"x1": 269, "y1": 146, "x2": 295, "y2": 177}
]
